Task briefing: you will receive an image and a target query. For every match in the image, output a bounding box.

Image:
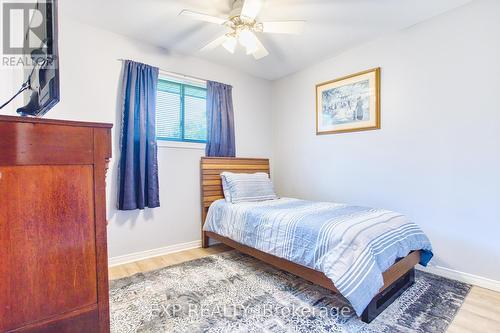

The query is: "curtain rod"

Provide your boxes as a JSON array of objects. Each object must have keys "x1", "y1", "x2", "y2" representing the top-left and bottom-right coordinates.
[{"x1": 117, "y1": 58, "x2": 209, "y2": 84}]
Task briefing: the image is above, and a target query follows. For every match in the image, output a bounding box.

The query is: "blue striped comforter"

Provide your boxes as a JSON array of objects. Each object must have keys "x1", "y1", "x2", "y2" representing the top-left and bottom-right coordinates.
[{"x1": 203, "y1": 198, "x2": 433, "y2": 315}]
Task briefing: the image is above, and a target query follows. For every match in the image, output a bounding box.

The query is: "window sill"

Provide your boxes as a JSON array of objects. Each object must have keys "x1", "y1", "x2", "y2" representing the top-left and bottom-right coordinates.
[{"x1": 157, "y1": 140, "x2": 206, "y2": 151}]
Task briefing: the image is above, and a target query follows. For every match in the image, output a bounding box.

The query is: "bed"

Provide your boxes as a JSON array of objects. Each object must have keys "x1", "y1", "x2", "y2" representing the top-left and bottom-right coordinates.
[{"x1": 200, "y1": 157, "x2": 433, "y2": 323}]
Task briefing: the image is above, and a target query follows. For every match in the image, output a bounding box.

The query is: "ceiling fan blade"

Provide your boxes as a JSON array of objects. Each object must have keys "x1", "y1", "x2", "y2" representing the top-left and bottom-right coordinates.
[
  {"x1": 262, "y1": 21, "x2": 306, "y2": 34},
  {"x1": 179, "y1": 10, "x2": 227, "y2": 25},
  {"x1": 241, "y1": 0, "x2": 262, "y2": 20},
  {"x1": 252, "y1": 36, "x2": 269, "y2": 60},
  {"x1": 201, "y1": 35, "x2": 228, "y2": 51}
]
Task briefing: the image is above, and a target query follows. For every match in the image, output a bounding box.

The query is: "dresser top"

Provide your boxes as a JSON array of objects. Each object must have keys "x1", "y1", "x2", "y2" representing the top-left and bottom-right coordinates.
[{"x1": 0, "y1": 115, "x2": 113, "y2": 129}]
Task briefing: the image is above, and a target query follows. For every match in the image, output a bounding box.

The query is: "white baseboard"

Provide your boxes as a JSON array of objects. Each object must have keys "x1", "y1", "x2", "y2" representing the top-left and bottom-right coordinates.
[
  {"x1": 108, "y1": 240, "x2": 201, "y2": 267},
  {"x1": 418, "y1": 265, "x2": 500, "y2": 292},
  {"x1": 109, "y1": 242, "x2": 500, "y2": 293}
]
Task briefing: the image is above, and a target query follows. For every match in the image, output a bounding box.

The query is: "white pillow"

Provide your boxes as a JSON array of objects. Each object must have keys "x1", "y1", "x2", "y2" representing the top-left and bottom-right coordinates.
[
  {"x1": 221, "y1": 175, "x2": 232, "y2": 202},
  {"x1": 220, "y1": 172, "x2": 277, "y2": 204}
]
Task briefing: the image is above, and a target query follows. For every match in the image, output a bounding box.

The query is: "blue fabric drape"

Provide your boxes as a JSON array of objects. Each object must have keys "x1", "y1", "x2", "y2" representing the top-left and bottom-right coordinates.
[
  {"x1": 206, "y1": 81, "x2": 236, "y2": 157},
  {"x1": 118, "y1": 60, "x2": 160, "y2": 210}
]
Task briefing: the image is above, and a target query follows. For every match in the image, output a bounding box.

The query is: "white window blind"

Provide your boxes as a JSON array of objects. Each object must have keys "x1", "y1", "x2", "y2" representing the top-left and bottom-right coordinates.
[{"x1": 156, "y1": 78, "x2": 207, "y2": 143}]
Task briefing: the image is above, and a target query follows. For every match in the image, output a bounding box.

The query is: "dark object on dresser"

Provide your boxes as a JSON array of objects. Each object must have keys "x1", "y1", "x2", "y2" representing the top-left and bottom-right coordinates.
[
  {"x1": 17, "y1": 0, "x2": 60, "y2": 117},
  {"x1": 0, "y1": 116, "x2": 112, "y2": 333}
]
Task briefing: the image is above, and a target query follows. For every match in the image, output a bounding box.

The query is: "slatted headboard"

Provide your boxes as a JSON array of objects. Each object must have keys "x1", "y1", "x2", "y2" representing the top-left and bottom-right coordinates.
[{"x1": 200, "y1": 157, "x2": 270, "y2": 247}]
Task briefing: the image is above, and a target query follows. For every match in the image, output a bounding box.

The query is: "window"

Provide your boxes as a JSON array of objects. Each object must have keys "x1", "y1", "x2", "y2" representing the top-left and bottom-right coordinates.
[{"x1": 156, "y1": 78, "x2": 207, "y2": 143}]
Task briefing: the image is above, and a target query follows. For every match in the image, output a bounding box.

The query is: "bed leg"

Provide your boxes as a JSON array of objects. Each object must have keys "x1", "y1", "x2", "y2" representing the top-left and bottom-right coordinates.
[
  {"x1": 202, "y1": 232, "x2": 209, "y2": 248},
  {"x1": 201, "y1": 206, "x2": 209, "y2": 248},
  {"x1": 361, "y1": 268, "x2": 415, "y2": 323}
]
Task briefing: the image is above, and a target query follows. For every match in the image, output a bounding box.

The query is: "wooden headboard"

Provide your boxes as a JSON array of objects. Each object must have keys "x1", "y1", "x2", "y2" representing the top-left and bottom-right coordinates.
[{"x1": 200, "y1": 157, "x2": 270, "y2": 247}]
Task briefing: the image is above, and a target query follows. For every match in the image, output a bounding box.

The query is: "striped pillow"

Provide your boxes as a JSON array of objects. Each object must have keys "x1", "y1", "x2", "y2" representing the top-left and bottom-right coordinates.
[{"x1": 220, "y1": 172, "x2": 277, "y2": 204}]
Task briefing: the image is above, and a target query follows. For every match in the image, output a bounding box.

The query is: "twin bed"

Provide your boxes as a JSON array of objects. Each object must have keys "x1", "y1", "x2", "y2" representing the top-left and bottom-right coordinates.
[{"x1": 200, "y1": 157, "x2": 433, "y2": 323}]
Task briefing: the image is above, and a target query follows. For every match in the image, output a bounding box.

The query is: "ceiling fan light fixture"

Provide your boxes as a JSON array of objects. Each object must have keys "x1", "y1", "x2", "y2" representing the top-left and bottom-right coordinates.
[
  {"x1": 240, "y1": 0, "x2": 262, "y2": 21},
  {"x1": 239, "y1": 29, "x2": 258, "y2": 54},
  {"x1": 180, "y1": 0, "x2": 305, "y2": 60},
  {"x1": 222, "y1": 35, "x2": 237, "y2": 53},
  {"x1": 246, "y1": 45, "x2": 258, "y2": 55}
]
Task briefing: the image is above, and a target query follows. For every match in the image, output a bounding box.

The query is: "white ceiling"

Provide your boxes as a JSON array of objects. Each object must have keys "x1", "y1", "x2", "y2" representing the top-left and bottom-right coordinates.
[{"x1": 64, "y1": 0, "x2": 472, "y2": 80}]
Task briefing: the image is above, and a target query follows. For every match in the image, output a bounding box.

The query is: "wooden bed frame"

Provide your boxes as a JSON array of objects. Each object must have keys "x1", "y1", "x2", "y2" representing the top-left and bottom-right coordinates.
[{"x1": 200, "y1": 157, "x2": 420, "y2": 323}]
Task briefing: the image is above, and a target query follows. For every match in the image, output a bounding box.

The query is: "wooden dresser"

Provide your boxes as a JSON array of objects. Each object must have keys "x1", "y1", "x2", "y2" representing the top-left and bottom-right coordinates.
[{"x1": 0, "y1": 116, "x2": 112, "y2": 333}]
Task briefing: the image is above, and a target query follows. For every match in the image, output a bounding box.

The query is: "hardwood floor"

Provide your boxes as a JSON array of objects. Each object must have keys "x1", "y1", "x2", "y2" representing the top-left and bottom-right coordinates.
[
  {"x1": 108, "y1": 245, "x2": 232, "y2": 280},
  {"x1": 447, "y1": 286, "x2": 500, "y2": 333},
  {"x1": 109, "y1": 245, "x2": 500, "y2": 333}
]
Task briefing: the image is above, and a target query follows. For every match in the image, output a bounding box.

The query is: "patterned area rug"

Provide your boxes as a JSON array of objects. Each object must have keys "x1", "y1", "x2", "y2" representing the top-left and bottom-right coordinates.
[{"x1": 110, "y1": 251, "x2": 470, "y2": 333}]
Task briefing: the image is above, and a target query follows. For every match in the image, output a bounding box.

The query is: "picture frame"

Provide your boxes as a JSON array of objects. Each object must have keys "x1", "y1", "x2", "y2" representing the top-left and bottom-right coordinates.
[{"x1": 316, "y1": 67, "x2": 380, "y2": 135}]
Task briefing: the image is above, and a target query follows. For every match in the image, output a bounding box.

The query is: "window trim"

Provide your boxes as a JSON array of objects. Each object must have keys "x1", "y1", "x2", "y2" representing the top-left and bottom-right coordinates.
[
  {"x1": 156, "y1": 75, "x2": 208, "y2": 144},
  {"x1": 157, "y1": 140, "x2": 205, "y2": 150}
]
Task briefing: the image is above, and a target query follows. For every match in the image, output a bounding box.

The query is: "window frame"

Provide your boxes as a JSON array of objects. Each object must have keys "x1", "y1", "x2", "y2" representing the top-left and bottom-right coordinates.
[{"x1": 156, "y1": 76, "x2": 208, "y2": 145}]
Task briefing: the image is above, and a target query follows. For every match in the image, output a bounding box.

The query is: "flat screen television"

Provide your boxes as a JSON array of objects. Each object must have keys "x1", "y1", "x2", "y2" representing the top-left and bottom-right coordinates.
[{"x1": 16, "y1": 0, "x2": 59, "y2": 117}]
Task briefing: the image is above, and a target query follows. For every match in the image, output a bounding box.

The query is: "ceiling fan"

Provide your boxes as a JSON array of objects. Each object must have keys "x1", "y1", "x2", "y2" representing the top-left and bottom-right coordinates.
[{"x1": 179, "y1": 0, "x2": 306, "y2": 60}]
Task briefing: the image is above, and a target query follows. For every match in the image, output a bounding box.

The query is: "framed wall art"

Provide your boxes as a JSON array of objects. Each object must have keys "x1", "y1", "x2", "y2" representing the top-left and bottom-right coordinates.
[{"x1": 316, "y1": 68, "x2": 380, "y2": 135}]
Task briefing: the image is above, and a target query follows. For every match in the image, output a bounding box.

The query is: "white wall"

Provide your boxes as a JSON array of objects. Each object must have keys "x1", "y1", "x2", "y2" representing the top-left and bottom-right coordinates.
[
  {"x1": 2, "y1": 0, "x2": 499, "y2": 284},
  {"x1": 1, "y1": 2, "x2": 273, "y2": 258},
  {"x1": 0, "y1": 66, "x2": 21, "y2": 115},
  {"x1": 271, "y1": 0, "x2": 500, "y2": 281}
]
